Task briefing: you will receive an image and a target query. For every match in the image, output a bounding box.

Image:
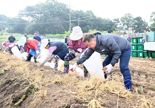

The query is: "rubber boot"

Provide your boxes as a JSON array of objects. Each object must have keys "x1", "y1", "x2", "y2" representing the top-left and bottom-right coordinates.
[
  {"x1": 83, "y1": 66, "x2": 89, "y2": 77},
  {"x1": 34, "y1": 57, "x2": 37, "y2": 63},
  {"x1": 54, "y1": 56, "x2": 59, "y2": 70},
  {"x1": 26, "y1": 54, "x2": 33, "y2": 62},
  {"x1": 64, "y1": 61, "x2": 69, "y2": 73}
]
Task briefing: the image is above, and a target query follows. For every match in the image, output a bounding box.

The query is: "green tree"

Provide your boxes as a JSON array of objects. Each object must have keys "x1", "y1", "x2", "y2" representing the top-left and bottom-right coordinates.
[
  {"x1": 7, "y1": 18, "x2": 28, "y2": 33},
  {"x1": 150, "y1": 12, "x2": 155, "y2": 31},
  {"x1": 133, "y1": 17, "x2": 148, "y2": 33},
  {"x1": 120, "y1": 13, "x2": 134, "y2": 30},
  {"x1": 19, "y1": 0, "x2": 69, "y2": 34},
  {"x1": 19, "y1": 0, "x2": 117, "y2": 33},
  {"x1": 0, "y1": 15, "x2": 9, "y2": 32}
]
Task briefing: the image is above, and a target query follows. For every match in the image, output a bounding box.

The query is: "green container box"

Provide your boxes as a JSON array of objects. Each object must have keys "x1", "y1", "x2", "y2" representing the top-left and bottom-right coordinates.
[
  {"x1": 132, "y1": 51, "x2": 138, "y2": 57},
  {"x1": 137, "y1": 44, "x2": 144, "y2": 51},
  {"x1": 137, "y1": 51, "x2": 143, "y2": 58},
  {"x1": 132, "y1": 38, "x2": 138, "y2": 44},
  {"x1": 137, "y1": 37, "x2": 143, "y2": 43},
  {"x1": 131, "y1": 45, "x2": 137, "y2": 50},
  {"x1": 151, "y1": 52, "x2": 155, "y2": 58},
  {"x1": 143, "y1": 51, "x2": 148, "y2": 58},
  {"x1": 147, "y1": 51, "x2": 152, "y2": 58}
]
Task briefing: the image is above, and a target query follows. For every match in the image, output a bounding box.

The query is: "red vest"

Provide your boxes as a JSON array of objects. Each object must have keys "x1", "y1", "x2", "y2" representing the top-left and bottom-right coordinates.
[{"x1": 25, "y1": 39, "x2": 39, "y2": 52}]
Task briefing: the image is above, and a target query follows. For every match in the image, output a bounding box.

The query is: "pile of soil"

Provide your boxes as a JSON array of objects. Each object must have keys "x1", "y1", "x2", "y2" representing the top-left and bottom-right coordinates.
[{"x1": 0, "y1": 52, "x2": 155, "y2": 108}]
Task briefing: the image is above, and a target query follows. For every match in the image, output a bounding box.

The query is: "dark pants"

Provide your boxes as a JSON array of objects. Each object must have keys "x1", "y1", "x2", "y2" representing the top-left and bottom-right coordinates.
[
  {"x1": 63, "y1": 51, "x2": 76, "y2": 73},
  {"x1": 57, "y1": 50, "x2": 69, "y2": 61},
  {"x1": 102, "y1": 48, "x2": 132, "y2": 90},
  {"x1": 26, "y1": 54, "x2": 37, "y2": 63}
]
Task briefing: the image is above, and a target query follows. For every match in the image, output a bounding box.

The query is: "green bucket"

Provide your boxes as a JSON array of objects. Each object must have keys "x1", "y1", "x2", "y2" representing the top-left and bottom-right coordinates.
[
  {"x1": 137, "y1": 44, "x2": 144, "y2": 51},
  {"x1": 132, "y1": 38, "x2": 138, "y2": 44},
  {"x1": 131, "y1": 44, "x2": 137, "y2": 51},
  {"x1": 137, "y1": 51, "x2": 143, "y2": 58},
  {"x1": 151, "y1": 52, "x2": 155, "y2": 58},
  {"x1": 147, "y1": 51, "x2": 152, "y2": 58},
  {"x1": 132, "y1": 51, "x2": 138, "y2": 57},
  {"x1": 143, "y1": 51, "x2": 148, "y2": 58},
  {"x1": 137, "y1": 37, "x2": 143, "y2": 44}
]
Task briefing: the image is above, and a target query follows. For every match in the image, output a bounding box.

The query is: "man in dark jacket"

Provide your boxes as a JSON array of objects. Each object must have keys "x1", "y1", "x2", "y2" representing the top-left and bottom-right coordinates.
[{"x1": 75, "y1": 33, "x2": 132, "y2": 91}]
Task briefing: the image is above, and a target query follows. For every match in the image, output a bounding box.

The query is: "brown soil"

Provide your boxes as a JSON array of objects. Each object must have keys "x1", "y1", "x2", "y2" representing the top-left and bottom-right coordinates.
[{"x1": 0, "y1": 52, "x2": 155, "y2": 108}]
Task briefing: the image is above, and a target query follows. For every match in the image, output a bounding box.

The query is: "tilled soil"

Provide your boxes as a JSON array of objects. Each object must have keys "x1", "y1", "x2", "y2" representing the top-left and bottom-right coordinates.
[{"x1": 0, "y1": 52, "x2": 155, "y2": 108}]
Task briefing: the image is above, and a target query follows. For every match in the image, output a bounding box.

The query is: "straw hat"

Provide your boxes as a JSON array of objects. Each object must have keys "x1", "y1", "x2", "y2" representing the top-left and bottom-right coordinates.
[{"x1": 69, "y1": 26, "x2": 83, "y2": 41}]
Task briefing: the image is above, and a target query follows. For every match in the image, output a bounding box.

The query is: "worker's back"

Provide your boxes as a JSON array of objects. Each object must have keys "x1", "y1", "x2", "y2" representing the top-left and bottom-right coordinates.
[{"x1": 96, "y1": 34, "x2": 131, "y2": 52}]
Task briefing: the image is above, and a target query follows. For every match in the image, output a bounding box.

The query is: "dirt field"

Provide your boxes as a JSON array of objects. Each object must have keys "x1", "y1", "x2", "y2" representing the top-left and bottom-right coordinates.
[{"x1": 0, "y1": 52, "x2": 155, "y2": 108}]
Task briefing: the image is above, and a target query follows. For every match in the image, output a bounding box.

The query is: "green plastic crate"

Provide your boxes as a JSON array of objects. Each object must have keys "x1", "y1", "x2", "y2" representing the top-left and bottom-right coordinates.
[
  {"x1": 132, "y1": 51, "x2": 138, "y2": 57},
  {"x1": 131, "y1": 45, "x2": 137, "y2": 50},
  {"x1": 132, "y1": 38, "x2": 138, "y2": 44},
  {"x1": 137, "y1": 37, "x2": 143, "y2": 43},
  {"x1": 147, "y1": 51, "x2": 152, "y2": 58},
  {"x1": 137, "y1": 51, "x2": 143, "y2": 58},
  {"x1": 137, "y1": 44, "x2": 144, "y2": 51},
  {"x1": 143, "y1": 51, "x2": 148, "y2": 58},
  {"x1": 151, "y1": 52, "x2": 155, "y2": 58}
]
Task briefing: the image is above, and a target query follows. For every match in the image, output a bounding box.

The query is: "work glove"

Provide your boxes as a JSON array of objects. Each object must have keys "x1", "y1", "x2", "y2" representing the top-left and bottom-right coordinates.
[
  {"x1": 105, "y1": 64, "x2": 113, "y2": 74},
  {"x1": 36, "y1": 50, "x2": 40, "y2": 55},
  {"x1": 70, "y1": 63, "x2": 77, "y2": 72},
  {"x1": 64, "y1": 51, "x2": 76, "y2": 61},
  {"x1": 77, "y1": 48, "x2": 82, "y2": 53}
]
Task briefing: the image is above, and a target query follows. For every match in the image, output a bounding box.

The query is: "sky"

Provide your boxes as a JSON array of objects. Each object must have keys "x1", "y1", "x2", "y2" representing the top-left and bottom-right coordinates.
[{"x1": 0, "y1": 0, "x2": 155, "y2": 22}]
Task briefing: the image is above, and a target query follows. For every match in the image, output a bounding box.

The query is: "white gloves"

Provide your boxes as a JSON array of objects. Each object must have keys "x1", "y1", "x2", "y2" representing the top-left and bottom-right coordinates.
[
  {"x1": 77, "y1": 48, "x2": 82, "y2": 53},
  {"x1": 70, "y1": 63, "x2": 77, "y2": 71},
  {"x1": 105, "y1": 64, "x2": 113, "y2": 74},
  {"x1": 36, "y1": 50, "x2": 40, "y2": 55}
]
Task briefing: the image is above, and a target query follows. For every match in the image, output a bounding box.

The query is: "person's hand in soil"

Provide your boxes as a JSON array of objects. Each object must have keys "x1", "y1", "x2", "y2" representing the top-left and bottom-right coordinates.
[
  {"x1": 105, "y1": 64, "x2": 113, "y2": 74},
  {"x1": 77, "y1": 48, "x2": 82, "y2": 53},
  {"x1": 70, "y1": 63, "x2": 77, "y2": 72},
  {"x1": 103, "y1": 64, "x2": 113, "y2": 79}
]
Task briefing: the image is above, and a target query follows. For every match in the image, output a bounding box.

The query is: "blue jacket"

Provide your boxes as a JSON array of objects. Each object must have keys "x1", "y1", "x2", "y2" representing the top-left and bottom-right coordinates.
[
  {"x1": 49, "y1": 42, "x2": 69, "y2": 60},
  {"x1": 77, "y1": 34, "x2": 131, "y2": 66}
]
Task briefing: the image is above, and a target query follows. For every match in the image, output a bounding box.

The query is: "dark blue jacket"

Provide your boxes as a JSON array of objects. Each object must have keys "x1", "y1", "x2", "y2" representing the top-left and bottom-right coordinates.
[
  {"x1": 49, "y1": 42, "x2": 69, "y2": 60},
  {"x1": 77, "y1": 34, "x2": 131, "y2": 66}
]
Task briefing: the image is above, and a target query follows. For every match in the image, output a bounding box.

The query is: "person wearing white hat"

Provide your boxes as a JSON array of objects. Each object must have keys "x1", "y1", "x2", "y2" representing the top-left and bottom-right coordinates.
[
  {"x1": 68, "y1": 26, "x2": 86, "y2": 53},
  {"x1": 66, "y1": 26, "x2": 88, "y2": 76}
]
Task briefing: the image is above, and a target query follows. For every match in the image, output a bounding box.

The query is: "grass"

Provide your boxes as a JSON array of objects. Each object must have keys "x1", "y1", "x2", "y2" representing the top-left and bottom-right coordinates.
[
  {"x1": 0, "y1": 33, "x2": 66, "y2": 42},
  {"x1": 0, "y1": 33, "x2": 24, "y2": 42}
]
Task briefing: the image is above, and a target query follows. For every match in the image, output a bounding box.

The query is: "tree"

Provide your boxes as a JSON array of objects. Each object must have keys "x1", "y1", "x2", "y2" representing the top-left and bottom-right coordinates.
[
  {"x1": 132, "y1": 17, "x2": 148, "y2": 33},
  {"x1": 150, "y1": 12, "x2": 155, "y2": 31},
  {"x1": 113, "y1": 18, "x2": 123, "y2": 32},
  {"x1": 19, "y1": 0, "x2": 70, "y2": 33},
  {"x1": 7, "y1": 18, "x2": 28, "y2": 33},
  {"x1": 150, "y1": 12, "x2": 155, "y2": 22},
  {"x1": 0, "y1": 15, "x2": 9, "y2": 32},
  {"x1": 19, "y1": 0, "x2": 117, "y2": 33},
  {"x1": 120, "y1": 13, "x2": 134, "y2": 31},
  {"x1": 150, "y1": 23, "x2": 155, "y2": 31}
]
